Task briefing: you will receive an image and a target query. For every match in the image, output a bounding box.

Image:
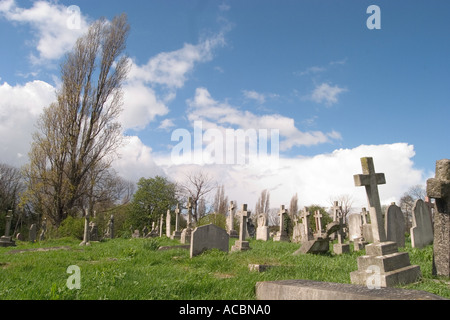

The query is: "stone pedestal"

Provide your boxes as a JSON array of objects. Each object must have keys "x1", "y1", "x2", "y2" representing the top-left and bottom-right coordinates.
[
  {"x1": 180, "y1": 228, "x2": 191, "y2": 244},
  {"x1": 333, "y1": 243, "x2": 350, "y2": 254},
  {"x1": 350, "y1": 242, "x2": 421, "y2": 287},
  {"x1": 171, "y1": 230, "x2": 182, "y2": 240},
  {"x1": 231, "y1": 240, "x2": 250, "y2": 252},
  {"x1": 0, "y1": 236, "x2": 16, "y2": 247}
]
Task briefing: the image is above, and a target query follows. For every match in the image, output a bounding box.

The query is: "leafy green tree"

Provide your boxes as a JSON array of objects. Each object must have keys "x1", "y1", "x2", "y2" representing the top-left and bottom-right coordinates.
[
  {"x1": 306, "y1": 205, "x2": 332, "y2": 232},
  {"x1": 129, "y1": 176, "x2": 178, "y2": 230}
]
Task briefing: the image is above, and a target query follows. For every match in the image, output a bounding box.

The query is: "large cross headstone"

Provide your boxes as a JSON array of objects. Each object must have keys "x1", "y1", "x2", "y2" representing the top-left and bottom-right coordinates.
[
  {"x1": 350, "y1": 157, "x2": 421, "y2": 287},
  {"x1": 314, "y1": 210, "x2": 323, "y2": 238},
  {"x1": 353, "y1": 157, "x2": 387, "y2": 243},
  {"x1": 426, "y1": 159, "x2": 450, "y2": 276},
  {"x1": 300, "y1": 207, "x2": 313, "y2": 241},
  {"x1": 274, "y1": 205, "x2": 289, "y2": 242},
  {"x1": 0, "y1": 210, "x2": 16, "y2": 247},
  {"x1": 331, "y1": 201, "x2": 342, "y2": 222},
  {"x1": 231, "y1": 204, "x2": 251, "y2": 252},
  {"x1": 227, "y1": 201, "x2": 238, "y2": 238}
]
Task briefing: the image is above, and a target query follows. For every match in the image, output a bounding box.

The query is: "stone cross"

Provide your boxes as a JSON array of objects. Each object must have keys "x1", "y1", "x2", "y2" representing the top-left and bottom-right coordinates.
[
  {"x1": 426, "y1": 159, "x2": 450, "y2": 276},
  {"x1": 300, "y1": 207, "x2": 312, "y2": 240},
  {"x1": 174, "y1": 203, "x2": 180, "y2": 232},
  {"x1": 239, "y1": 204, "x2": 249, "y2": 242},
  {"x1": 278, "y1": 205, "x2": 287, "y2": 234},
  {"x1": 354, "y1": 157, "x2": 387, "y2": 243},
  {"x1": 331, "y1": 201, "x2": 342, "y2": 222},
  {"x1": 314, "y1": 210, "x2": 323, "y2": 237}
]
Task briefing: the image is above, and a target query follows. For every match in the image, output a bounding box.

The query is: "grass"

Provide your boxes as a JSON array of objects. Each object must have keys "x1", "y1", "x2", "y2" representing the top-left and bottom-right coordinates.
[{"x1": 0, "y1": 236, "x2": 448, "y2": 300}]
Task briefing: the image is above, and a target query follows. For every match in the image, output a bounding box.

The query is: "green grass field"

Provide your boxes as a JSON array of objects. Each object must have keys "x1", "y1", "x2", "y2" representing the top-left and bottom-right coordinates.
[{"x1": 0, "y1": 236, "x2": 448, "y2": 300}]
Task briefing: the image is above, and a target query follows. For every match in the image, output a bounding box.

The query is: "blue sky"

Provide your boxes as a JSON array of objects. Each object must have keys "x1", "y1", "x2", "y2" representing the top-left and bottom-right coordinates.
[{"x1": 0, "y1": 0, "x2": 449, "y2": 210}]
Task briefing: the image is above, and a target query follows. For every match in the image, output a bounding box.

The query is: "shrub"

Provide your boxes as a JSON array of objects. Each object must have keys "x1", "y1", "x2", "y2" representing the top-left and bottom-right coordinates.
[{"x1": 57, "y1": 216, "x2": 85, "y2": 240}]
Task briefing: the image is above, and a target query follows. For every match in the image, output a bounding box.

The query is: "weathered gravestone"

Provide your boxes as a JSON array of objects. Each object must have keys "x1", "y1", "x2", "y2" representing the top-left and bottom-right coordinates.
[
  {"x1": 256, "y1": 212, "x2": 269, "y2": 241},
  {"x1": 29, "y1": 224, "x2": 37, "y2": 243},
  {"x1": 410, "y1": 199, "x2": 434, "y2": 249},
  {"x1": 190, "y1": 224, "x2": 229, "y2": 258},
  {"x1": 166, "y1": 209, "x2": 171, "y2": 237},
  {"x1": 171, "y1": 204, "x2": 182, "y2": 240},
  {"x1": 159, "y1": 214, "x2": 164, "y2": 237},
  {"x1": 80, "y1": 210, "x2": 91, "y2": 246},
  {"x1": 0, "y1": 210, "x2": 16, "y2": 247},
  {"x1": 385, "y1": 202, "x2": 405, "y2": 247},
  {"x1": 333, "y1": 208, "x2": 350, "y2": 255},
  {"x1": 89, "y1": 221, "x2": 99, "y2": 242},
  {"x1": 360, "y1": 207, "x2": 374, "y2": 243},
  {"x1": 350, "y1": 157, "x2": 421, "y2": 287},
  {"x1": 348, "y1": 213, "x2": 368, "y2": 251},
  {"x1": 39, "y1": 217, "x2": 47, "y2": 241},
  {"x1": 226, "y1": 201, "x2": 238, "y2": 238},
  {"x1": 291, "y1": 215, "x2": 304, "y2": 243},
  {"x1": 180, "y1": 197, "x2": 193, "y2": 244},
  {"x1": 426, "y1": 159, "x2": 450, "y2": 277},
  {"x1": 231, "y1": 204, "x2": 251, "y2": 252},
  {"x1": 273, "y1": 205, "x2": 289, "y2": 242}
]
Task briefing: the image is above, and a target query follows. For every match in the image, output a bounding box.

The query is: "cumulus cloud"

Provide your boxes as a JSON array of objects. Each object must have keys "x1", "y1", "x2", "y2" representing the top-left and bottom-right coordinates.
[
  {"x1": 0, "y1": 0, "x2": 89, "y2": 63},
  {"x1": 186, "y1": 87, "x2": 341, "y2": 151},
  {"x1": 310, "y1": 82, "x2": 347, "y2": 106},
  {"x1": 0, "y1": 79, "x2": 56, "y2": 165},
  {"x1": 156, "y1": 142, "x2": 426, "y2": 212}
]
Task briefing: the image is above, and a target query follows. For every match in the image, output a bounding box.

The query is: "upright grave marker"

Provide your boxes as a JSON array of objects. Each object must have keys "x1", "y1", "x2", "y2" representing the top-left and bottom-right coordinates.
[
  {"x1": 231, "y1": 204, "x2": 251, "y2": 252},
  {"x1": 426, "y1": 159, "x2": 450, "y2": 276},
  {"x1": 256, "y1": 212, "x2": 269, "y2": 241},
  {"x1": 410, "y1": 199, "x2": 433, "y2": 248},
  {"x1": 385, "y1": 202, "x2": 405, "y2": 247},
  {"x1": 0, "y1": 210, "x2": 16, "y2": 247},
  {"x1": 226, "y1": 201, "x2": 238, "y2": 238},
  {"x1": 180, "y1": 197, "x2": 193, "y2": 244},
  {"x1": 190, "y1": 224, "x2": 229, "y2": 258},
  {"x1": 171, "y1": 203, "x2": 182, "y2": 240},
  {"x1": 166, "y1": 209, "x2": 171, "y2": 237},
  {"x1": 350, "y1": 157, "x2": 421, "y2": 287},
  {"x1": 80, "y1": 210, "x2": 90, "y2": 246},
  {"x1": 273, "y1": 205, "x2": 289, "y2": 242}
]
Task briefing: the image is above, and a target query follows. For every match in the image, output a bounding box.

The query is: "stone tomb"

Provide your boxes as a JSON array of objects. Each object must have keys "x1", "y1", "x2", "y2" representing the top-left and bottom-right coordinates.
[
  {"x1": 426, "y1": 159, "x2": 450, "y2": 277},
  {"x1": 410, "y1": 199, "x2": 434, "y2": 249},
  {"x1": 190, "y1": 224, "x2": 229, "y2": 258},
  {"x1": 350, "y1": 157, "x2": 421, "y2": 287},
  {"x1": 385, "y1": 202, "x2": 405, "y2": 247}
]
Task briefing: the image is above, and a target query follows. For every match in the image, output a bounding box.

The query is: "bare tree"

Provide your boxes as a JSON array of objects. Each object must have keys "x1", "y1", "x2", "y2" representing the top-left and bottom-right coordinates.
[
  {"x1": 23, "y1": 14, "x2": 130, "y2": 226},
  {"x1": 213, "y1": 185, "x2": 228, "y2": 215},
  {"x1": 179, "y1": 169, "x2": 216, "y2": 222},
  {"x1": 0, "y1": 164, "x2": 24, "y2": 213},
  {"x1": 329, "y1": 194, "x2": 353, "y2": 221},
  {"x1": 399, "y1": 184, "x2": 426, "y2": 230}
]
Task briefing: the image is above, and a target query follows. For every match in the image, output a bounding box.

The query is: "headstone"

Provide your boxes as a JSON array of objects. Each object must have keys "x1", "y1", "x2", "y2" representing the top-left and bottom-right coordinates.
[
  {"x1": 292, "y1": 215, "x2": 304, "y2": 243},
  {"x1": 0, "y1": 210, "x2": 16, "y2": 247},
  {"x1": 39, "y1": 217, "x2": 47, "y2": 241},
  {"x1": 331, "y1": 201, "x2": 342, "y2": 222},
  {"x1": 80, "y1": 210, "x2": 91, "y2": 246},
  {"x1": 231, "y1": 204, "x2": 251, "y2": 252},
  {"x1": 146, "y1": 222, "x2": 159, "y2": 238},
  {"x1": 333, "y1": 209, "x2": 350, "y2": 254},
  {"x1": 159, "y1": 214, "x2": 164, "y2": 237},
  {"x1": 132, "y1": 229, "x2": 140, "y2": 238},
  {"x1": 424, "y1": 196, "x2": 435, "y2": 230},
  {"x1": 256, "y1": 212, "x2": 269, "y2": 241},
  {"x1": 348, "y1": 213, "x2": 367, "y2": 251},
  {"x1": 300, "y1": 207, "x2": 313, "y2": 241},
  {"x1": 105, "y1": 214, "x2": 114, "y2": 239},
  {"x1": 190, "y1": 224, "x2": 229, "y2": 258},
  {"x1": 426, "y1": 159, "x2": 450, "y2": 277},
  {"x1": 29, "y1": 224, "x2": 37, "y2": 243},
  {"x1": 171, "y1": 204, "x2": 182, "y2": 240},
  {"x1": 361, "y1": 207, "x2": 374, "y2": 243},
  {"x1": 246, "y1": 217, "x2": 256, "y2": 238},
  {"x1": 166, "y1": 209, "x2": 171, "y2": 237},
  {"x1": 226, "y1": 201, "x2": 238, "y2": 238},
  {"x1": 384, "y1": 202, "x2": 405, "y2": 247},
  {"x1": 180, "y1": 197, "x2": 193, "y2": 244},
  {"x1": 89, "y1": 221, "x2": 99, "y2": 242},
  {"x1": 410, "y1": 199, "x2": 434, "y2": 248},
  {"x1": 350, "y1": 157, "x2": 421, "y2": 287},
  {"x1": 273, "y1": 205, "x2": 289, "y2": 242}
]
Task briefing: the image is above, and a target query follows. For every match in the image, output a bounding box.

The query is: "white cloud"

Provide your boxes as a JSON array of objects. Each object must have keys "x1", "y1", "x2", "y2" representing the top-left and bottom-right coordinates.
[
  {"x1": 0, "y1": 79, "x2": 56, "y2": 165},
  {"x1": 0, "y1": 0, "x2": 89, "y2": 63},
  {"x1": 156, "y1": 142, "x2": 425, "y2": 213},
  {"x1": 158, "y1": 119, "x2": 176, "y2": 130},
  {"x1": 242, "y1": 90, "x2": 266, "y2": 104},
  {"x1": 186, "y1": 87, "x2": 340, "y2": 150},
  {"x1": 310, "y1": 82, "x2": 347, "y2": 106}
]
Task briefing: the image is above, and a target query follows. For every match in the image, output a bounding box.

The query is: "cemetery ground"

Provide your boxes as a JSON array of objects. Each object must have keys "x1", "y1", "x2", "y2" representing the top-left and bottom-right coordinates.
[{"x1": 0, "y1": 236, "x2": 448, "y2": 300}]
